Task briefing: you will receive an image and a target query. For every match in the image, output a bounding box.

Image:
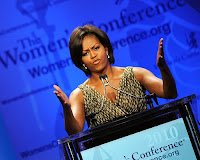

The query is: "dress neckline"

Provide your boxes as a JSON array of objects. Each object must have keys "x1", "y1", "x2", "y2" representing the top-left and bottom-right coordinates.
[{"x1": 83, "y1": 68, "x2": 126, "y2": 105}]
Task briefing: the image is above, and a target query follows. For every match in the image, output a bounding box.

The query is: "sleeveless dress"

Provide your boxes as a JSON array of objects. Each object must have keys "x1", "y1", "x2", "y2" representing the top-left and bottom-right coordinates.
[{"x1": 78, "y1": 67, "x2": 147, "y2": 128}]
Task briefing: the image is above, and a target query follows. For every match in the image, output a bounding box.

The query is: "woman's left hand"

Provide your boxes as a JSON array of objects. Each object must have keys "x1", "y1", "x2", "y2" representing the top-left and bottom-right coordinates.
[{"x1": 156, "y1": 38, "x2": 167, "y2": 68}]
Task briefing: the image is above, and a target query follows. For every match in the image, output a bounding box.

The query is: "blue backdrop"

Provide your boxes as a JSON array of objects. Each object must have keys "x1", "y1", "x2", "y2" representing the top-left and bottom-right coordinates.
[{"x1": 0, "y1": 0, "x2": 200, "y2": 159}]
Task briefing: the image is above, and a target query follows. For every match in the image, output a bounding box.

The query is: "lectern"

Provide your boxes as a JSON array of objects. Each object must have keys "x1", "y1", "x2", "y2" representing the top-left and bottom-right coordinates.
[{"x1": 57, "y1": 94, "x2": 200, "y2": 160}]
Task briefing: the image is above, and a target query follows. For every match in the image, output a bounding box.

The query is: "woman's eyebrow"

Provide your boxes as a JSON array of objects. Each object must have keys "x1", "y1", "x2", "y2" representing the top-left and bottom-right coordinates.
[{"x1": 82, "y1": 43, "x2": 99, "y2": 51}]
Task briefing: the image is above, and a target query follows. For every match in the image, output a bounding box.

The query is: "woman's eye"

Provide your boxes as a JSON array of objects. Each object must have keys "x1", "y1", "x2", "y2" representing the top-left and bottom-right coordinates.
[
  {"x1": 82, "y1": 52, "x2": 88, "y2": 56},
  {"x1": 94, "y1": 46, "x2": 100, "y2": 50}
]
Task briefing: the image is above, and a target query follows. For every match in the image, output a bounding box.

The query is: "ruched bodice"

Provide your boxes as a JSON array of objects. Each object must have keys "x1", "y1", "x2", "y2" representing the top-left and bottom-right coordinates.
[{"x1": 78, "y1": 67, "x2": 147, "y2": 128}]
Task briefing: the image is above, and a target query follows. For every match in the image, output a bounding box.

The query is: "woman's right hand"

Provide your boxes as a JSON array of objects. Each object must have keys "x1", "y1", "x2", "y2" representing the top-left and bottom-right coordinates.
[
  {"x1": 53, "y1": 85, "x2": 70, "y2": 106},
  {"x1": 53, "y1": 85, "x2": 85, "y2": 135}
]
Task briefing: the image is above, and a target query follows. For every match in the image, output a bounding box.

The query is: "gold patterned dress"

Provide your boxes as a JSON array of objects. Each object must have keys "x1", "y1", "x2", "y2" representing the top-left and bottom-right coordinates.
[{"x1": 78, "y1": 67, "x2": 147, "y2": 128}]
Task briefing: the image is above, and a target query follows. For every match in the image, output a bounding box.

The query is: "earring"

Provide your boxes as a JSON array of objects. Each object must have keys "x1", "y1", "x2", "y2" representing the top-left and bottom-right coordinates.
[
  {"x1": 83, "y1": 64, "x2": 87, "y2": 70},
  {"x1": 107, "y1": 54, "x2": 110, "y2": 59}
]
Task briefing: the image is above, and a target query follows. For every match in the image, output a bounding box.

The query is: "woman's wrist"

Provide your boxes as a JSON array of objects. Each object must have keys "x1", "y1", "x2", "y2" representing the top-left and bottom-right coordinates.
[{"x1": 62, "y1": 102, "x2": 71, "y2": 109}]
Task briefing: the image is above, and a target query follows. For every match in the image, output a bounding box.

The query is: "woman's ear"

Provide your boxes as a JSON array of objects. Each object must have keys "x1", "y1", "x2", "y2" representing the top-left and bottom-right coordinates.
[{"x1": 105, "y1": 47, "x2": 108, "y2": 54}]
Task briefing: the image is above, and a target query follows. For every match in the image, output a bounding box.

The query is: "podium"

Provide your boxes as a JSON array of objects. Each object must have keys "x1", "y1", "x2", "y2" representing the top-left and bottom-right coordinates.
[{"x1": 57, "y1": 94, "x2": 200, "y2": 160}]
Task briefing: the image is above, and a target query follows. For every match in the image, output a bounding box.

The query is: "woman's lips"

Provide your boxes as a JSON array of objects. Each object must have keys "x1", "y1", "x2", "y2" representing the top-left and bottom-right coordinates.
[{"x1": 93, "y1": 59, "x2": 100, "y2": 65}]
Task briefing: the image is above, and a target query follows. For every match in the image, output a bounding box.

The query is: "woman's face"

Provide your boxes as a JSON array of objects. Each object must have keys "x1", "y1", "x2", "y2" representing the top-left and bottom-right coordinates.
[{"x1": 81, "y1": 35, "x2": 109, "y2": 74}]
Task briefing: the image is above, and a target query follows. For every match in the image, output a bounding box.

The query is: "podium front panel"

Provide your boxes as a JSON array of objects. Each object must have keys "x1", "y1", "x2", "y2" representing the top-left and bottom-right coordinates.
[{"x1": 58, "y1": 94, "x2": 200, "y2": 160}]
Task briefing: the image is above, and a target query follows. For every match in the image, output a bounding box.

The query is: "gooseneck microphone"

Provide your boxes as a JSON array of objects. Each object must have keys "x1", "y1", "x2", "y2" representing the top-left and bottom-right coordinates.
[
  {"x1": 86, "y1": 74, "x2": 158, "y2": 119},
  {"x1": 85, "y1": 75, "x2": 107, "y2": 119},
  {"x1": 100, "y1": 74, "x2": 158, "y2": 105},
  {"x1": 101, "y1": 74, "x2": 146, "y2": 99}
]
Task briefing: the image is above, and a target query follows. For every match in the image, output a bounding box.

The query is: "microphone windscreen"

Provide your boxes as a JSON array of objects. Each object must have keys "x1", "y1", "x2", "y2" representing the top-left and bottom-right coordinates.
[
  {"x1": 104, "y1": 74, "x2": 108, "y2": 79},
  {"x1": 99, "y1": 75, "x2": 103, "y2": 80}
]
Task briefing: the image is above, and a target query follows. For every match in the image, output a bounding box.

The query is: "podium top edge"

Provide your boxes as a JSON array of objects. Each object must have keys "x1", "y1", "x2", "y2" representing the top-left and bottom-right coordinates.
[{"x1": 57, "y1": 94, "x2": 197, "y2": 144}]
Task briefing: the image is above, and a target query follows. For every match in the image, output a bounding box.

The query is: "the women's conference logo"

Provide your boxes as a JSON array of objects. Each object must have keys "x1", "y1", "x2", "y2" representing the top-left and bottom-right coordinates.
[{"x1": 124, "y1": 139, "x2": 185, "y2": 160}]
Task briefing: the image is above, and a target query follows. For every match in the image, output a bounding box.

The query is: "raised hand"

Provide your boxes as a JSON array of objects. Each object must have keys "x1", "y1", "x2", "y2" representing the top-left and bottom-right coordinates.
[
  {"x1": 53, "y1": 85, "x2": 70, "y2": 106},
  {"x1": 155, "y1": 38, "x2": 177, "y2": 98},
  {"x1": 156, "y1": 38, "x2": 166, "y2": 68}
]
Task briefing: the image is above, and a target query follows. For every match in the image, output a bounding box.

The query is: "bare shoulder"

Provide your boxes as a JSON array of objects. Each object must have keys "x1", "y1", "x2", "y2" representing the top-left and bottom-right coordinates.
[
  {"x1": 69, "y1": 87, "x2": 84, "y2": 105},
  {"x1": 132, "y1": 66, "x2": 149, "y2": 73},
  {"x1": 132, "y1": 67, "x2": 154, "y2": 82},
  {"x1": 70, "y1": 87, "x2": 83, "y2": 97},
  {"x1": 115, "y1": 66, "x2": 148, "y2": 75}
]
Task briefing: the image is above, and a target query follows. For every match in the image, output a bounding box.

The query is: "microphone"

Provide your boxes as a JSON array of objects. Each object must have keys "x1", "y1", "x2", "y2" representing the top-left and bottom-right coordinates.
[
  {"x1": 86, "y1": 74, "x2": 158, "y2": 120},
  {"x1": 85, "y1": 75, "x2": 107, "y2": 119},
  {"x1": 100, "y1": 74, "x2": 158, "y2": 107},
  {"x1": 101, "y1": 74, "x2": 145, "y2": 99}
]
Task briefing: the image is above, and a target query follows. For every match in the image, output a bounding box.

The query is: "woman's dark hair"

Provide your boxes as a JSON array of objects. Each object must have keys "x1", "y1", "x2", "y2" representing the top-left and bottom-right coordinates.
[{"x1": 69, "y1": 25, "x2": 115, "y2": 76}]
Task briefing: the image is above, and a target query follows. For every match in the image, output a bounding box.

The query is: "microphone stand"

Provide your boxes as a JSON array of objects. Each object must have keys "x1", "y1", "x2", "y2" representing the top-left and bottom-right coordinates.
[
  {"x1": 85, "y1": 75, "x2": 107, "y2": 127},
  {"x1": 144, "y1": 93, "x2": 159, "y2": 109},
  {"x1": 103, "y1": 74, "x2": 159, "y2": 109},
  {"x1": 86, "y1": 74, "x2": 159, "y2": 124}
]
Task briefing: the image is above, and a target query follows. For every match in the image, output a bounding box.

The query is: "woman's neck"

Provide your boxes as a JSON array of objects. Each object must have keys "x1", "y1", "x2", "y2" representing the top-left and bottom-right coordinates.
[{"x1": 89, "y1": 66, "x2": 115, "y2": 84}]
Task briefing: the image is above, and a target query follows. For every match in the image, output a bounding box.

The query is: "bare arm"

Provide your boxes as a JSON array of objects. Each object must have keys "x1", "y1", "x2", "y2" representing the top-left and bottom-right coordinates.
[
  {"x1": 156, "y1": 38, "x2": 177, "y2": 99},
  {"x1": 134, "y1": 38, "x2": 177, "y2": 99},
  {"x1": 53, "y1": 85, "x2": 85, "y2": 135}
]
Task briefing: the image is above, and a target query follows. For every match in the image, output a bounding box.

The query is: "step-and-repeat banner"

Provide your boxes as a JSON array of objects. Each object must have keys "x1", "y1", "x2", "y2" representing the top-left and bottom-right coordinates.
[{"x1": 0, "y1": 0, "x2": 199, "y2": 159}]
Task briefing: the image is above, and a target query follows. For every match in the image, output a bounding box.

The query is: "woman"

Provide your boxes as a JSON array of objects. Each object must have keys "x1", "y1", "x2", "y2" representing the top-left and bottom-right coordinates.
[{"x1": 53, "y1": 25, "x2": 177, "y2": 135}]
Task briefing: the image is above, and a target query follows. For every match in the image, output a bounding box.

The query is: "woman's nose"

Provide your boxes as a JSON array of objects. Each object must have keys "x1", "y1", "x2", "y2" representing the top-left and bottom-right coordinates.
[{"x1": 90, "y1": 50, "x2": 97, "y2": 58}]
